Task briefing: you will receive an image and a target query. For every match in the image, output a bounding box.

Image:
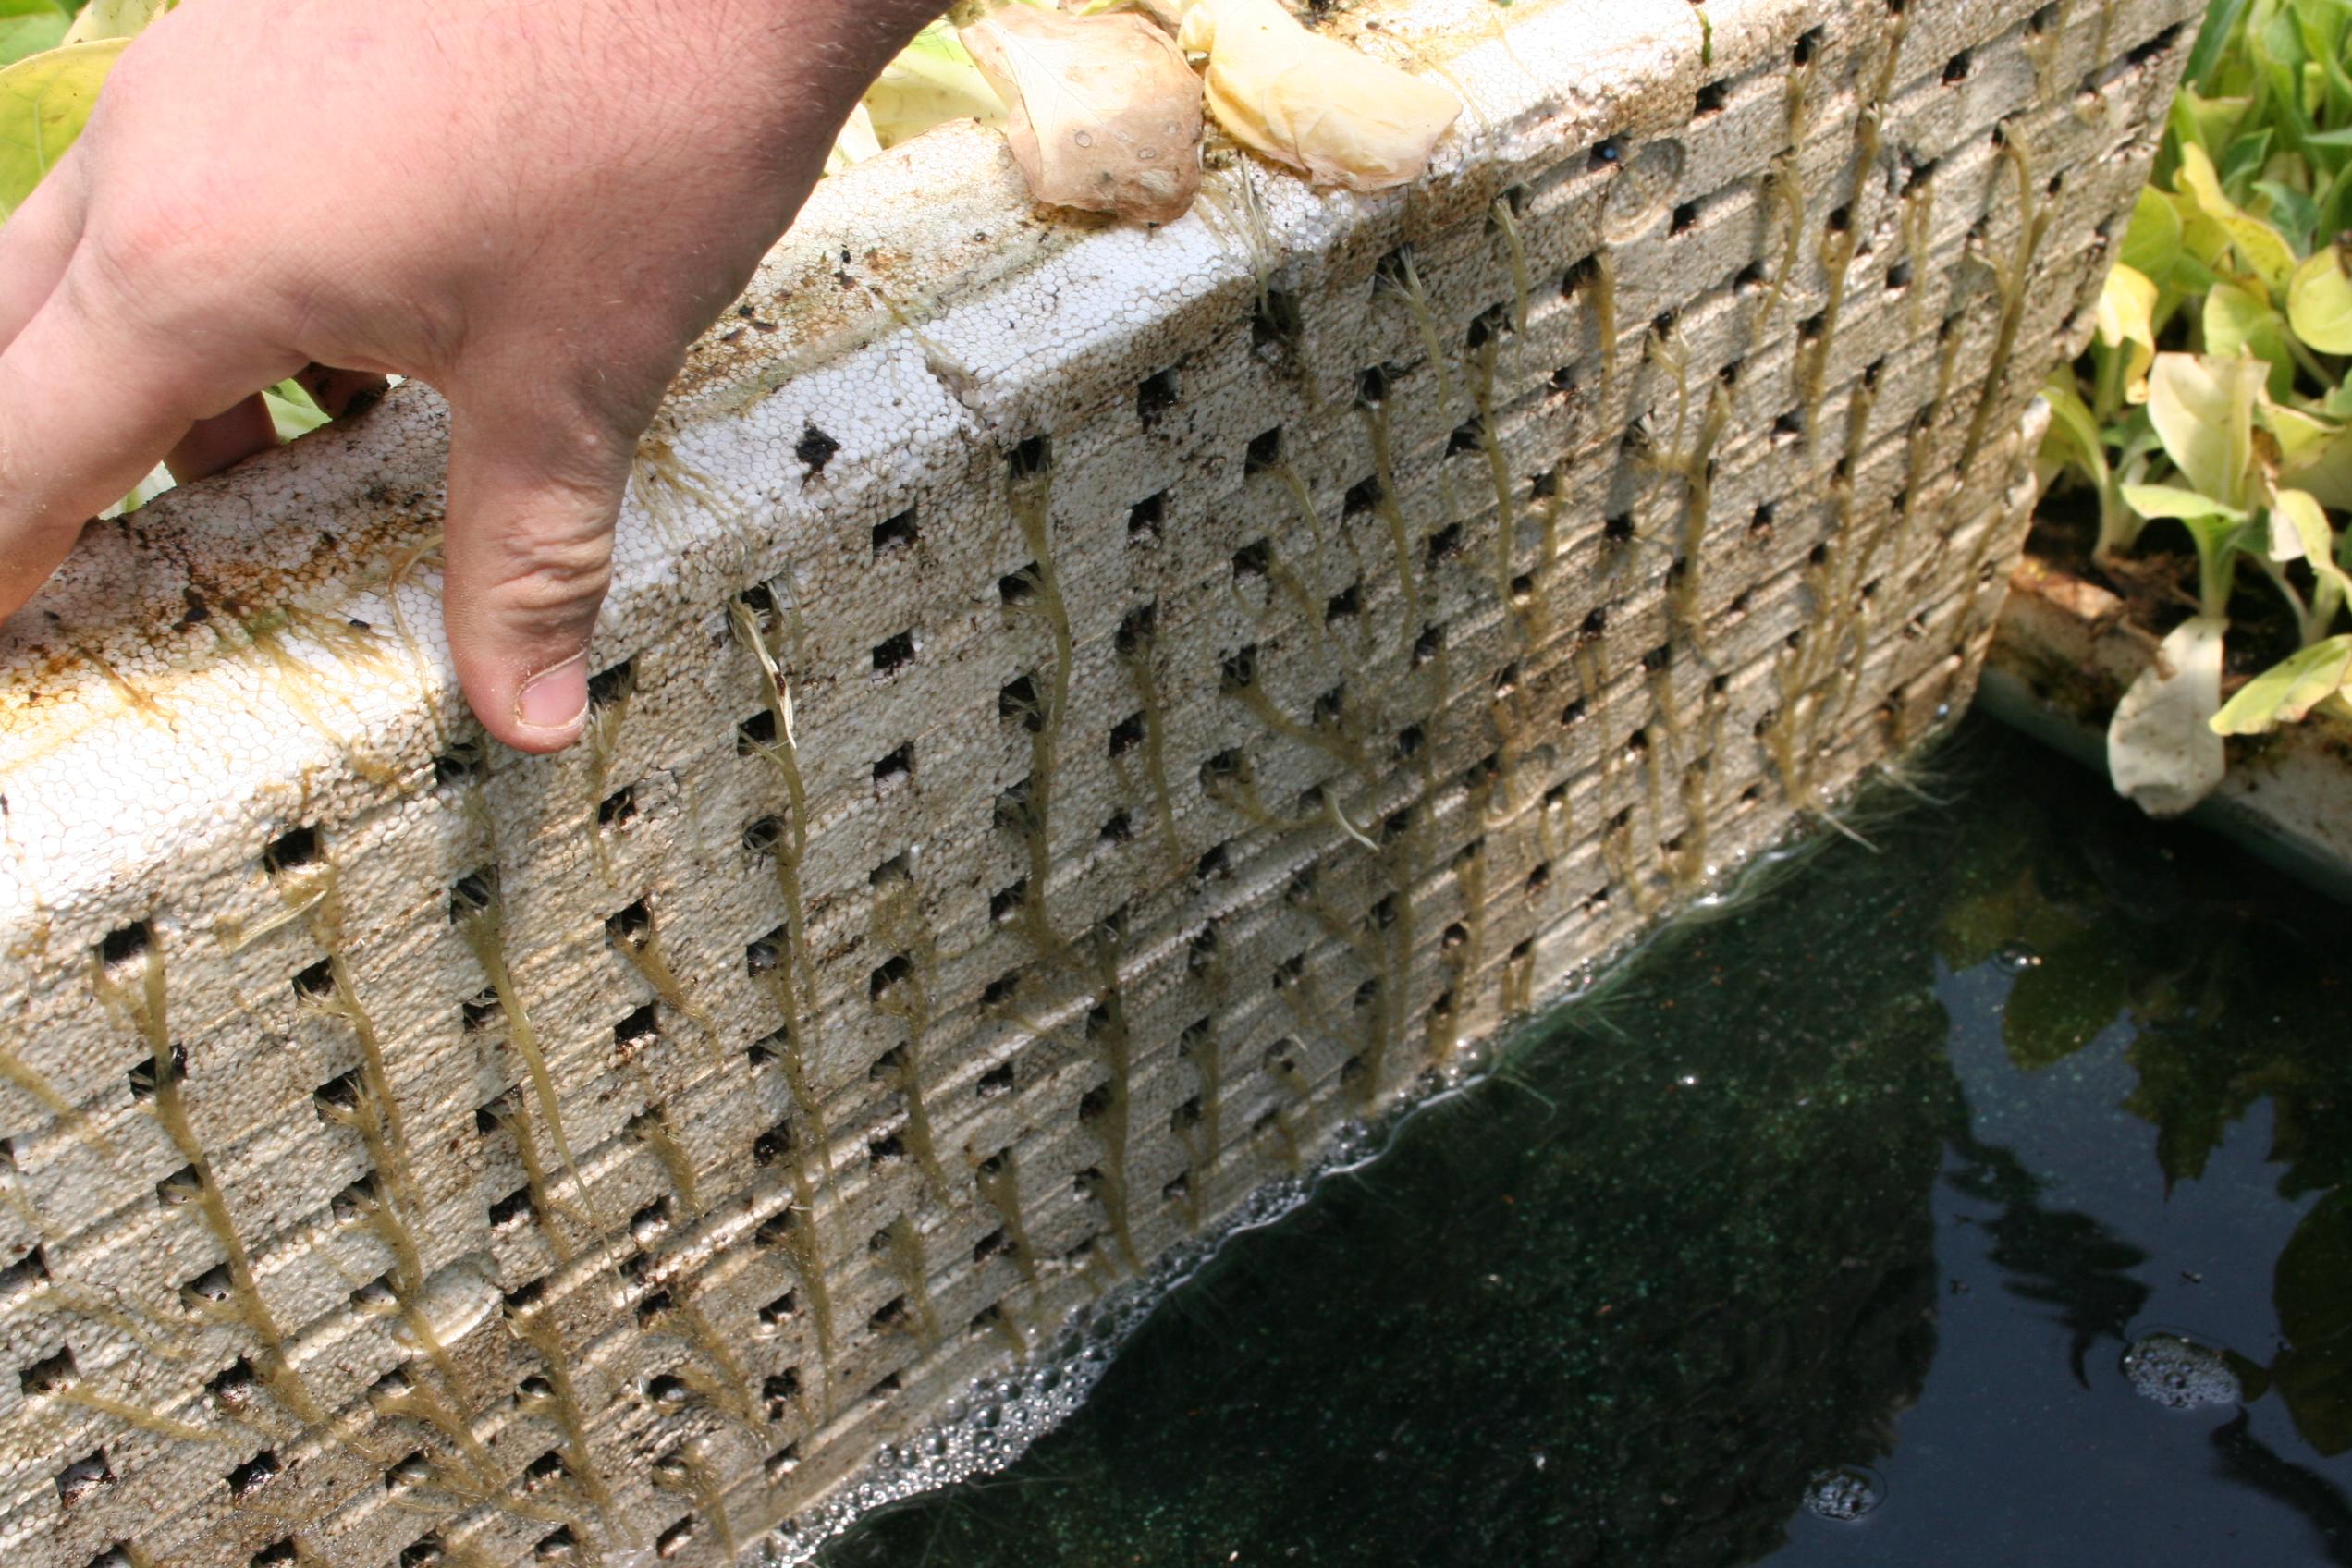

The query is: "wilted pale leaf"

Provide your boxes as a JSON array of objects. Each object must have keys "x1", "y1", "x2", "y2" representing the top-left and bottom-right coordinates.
[
  {"x1": 2096, "y1": 262, "x2": 2159, "y2": 402},
  {"x1": 2147, "y1": 352, "x2": 2263, "y2": 510},
  {"x1": 864, "y1": 23, "x2": 1006, "y2": 151},
  {"x1": 2210, "y1": 633, "x2": 2352, "y2": 735},
  {"x1": 0, "y1": 37, "x2": 127, "y2": 220},
  {"x1": 2108, "y1": 615, "x2": 2227, "y2": 817},
  {"x1": 62, "y1": 0, "x2": 169, "y2": 44},
  {"x1": 2287, "y1": 245, "x2": 2352, "y2": 353},
  {"x1": 1178, "y1": 0, "x2": 1461, "y2": 193},
  {"x1": 962, "y1": 6, "x2": 1201, "y2": 225}
]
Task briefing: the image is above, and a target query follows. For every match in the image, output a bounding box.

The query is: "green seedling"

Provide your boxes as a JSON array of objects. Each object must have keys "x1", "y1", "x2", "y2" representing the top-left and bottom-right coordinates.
[{"x1": 2038, "y1": 0, "x2": 2352, "y2": 801}]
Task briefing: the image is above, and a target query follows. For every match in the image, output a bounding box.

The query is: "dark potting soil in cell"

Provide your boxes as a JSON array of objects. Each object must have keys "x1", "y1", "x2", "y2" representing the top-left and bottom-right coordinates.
[{"x1": 818, "y1": 719, "x2": 2352, "y2": 1567}]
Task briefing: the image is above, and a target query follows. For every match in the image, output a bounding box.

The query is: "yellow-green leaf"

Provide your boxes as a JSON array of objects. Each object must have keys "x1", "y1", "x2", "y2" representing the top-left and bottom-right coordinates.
[
  {"x1": 2120, "y1": 482, "x2": 2247, "y2": 521},
  {"x1": 2263, "y1": 399, "x2": 2341, "y2": 463},
  {"x1": 2041, "y1": 373, "x2": 2108, "y2": 474},
  {"x1": 63, "y1": 0, "x2": 171, "y2": 45},
  {"x1": 0, "y1": 37, "x2": 127, "y2": 221},
  {"x1": 0, "y1": 2, "x2": 70, "y2": 68},
  {"x1": 2265, "y1": 486, "x2": 2326, "y2": 560},
  {"x1": 2172, "y1": 90, "x2": 2249, "y2": 165},
  {"x1": 2147, "y1": 351, "x2": 2264, "y2": 510},
  {"x1": 2098, "y1": 262, "x2": 2160, "y2": 402},
  {"x1": 2279, "y1": 422, "x2": 2352, "y2": 511},
  {"x1": 2177, "y1": 202, "x2": 2234, "y2": 274},
  {"x1": 2174, "y1": 142, "x2": 2295, "y2": 294},
  {"x1": 864, "y1": 22, "x2": 1006, "y2": 150},
  {"x1": 262, "y1": 380, "x2": 331, "y2": 442},
  {"x1": 2221, "y1": 214, "x2": 2297, "y2": 294},
  {"x1": 2264, "y1": 486, "x2": 2352, "y2": 604},
  {"x1": 2286, "y1": 246, "x2": 2352, "y2": 353},
  {"x1": 2174, "y1": 141, "x2": 2232, "y2": 214},
  {"x1": 2120, "y1": 185, "x2": 2183, "y2": 281},
  {"x1": 2202, "y1": 279, "x2": 2296, "y2": 397},
  {"x1": 2211, "y1": 634, "x2": 2352, "y2": 734}
]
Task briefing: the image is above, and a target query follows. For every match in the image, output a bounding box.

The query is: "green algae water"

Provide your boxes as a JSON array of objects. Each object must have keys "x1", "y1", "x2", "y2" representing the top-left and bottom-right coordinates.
[{"x1": 817, "y1": 720, "x2": 2352, "y2": 1567}]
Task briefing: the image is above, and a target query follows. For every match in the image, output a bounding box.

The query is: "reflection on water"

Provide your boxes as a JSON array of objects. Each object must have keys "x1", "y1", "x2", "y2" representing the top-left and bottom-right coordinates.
[{"x1": 819, "y1": 721, "x2": 2352, "y2": 1567}]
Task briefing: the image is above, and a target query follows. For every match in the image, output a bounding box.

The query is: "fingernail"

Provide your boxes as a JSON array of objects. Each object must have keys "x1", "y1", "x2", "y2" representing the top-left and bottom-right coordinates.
[{"x1": 517, "y1": 652, "x2": 589, "y2": 735}]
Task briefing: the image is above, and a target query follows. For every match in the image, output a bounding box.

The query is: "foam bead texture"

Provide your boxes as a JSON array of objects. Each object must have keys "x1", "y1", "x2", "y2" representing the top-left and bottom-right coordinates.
[{"x1": 0, "y1": 0, "x2": 2193, "y2": 1562}]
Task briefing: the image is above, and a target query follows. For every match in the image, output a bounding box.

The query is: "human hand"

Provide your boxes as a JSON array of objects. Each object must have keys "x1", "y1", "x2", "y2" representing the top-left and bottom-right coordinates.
[{"x1": 0, "y1": 0, "x2": 940, "y2": 751}]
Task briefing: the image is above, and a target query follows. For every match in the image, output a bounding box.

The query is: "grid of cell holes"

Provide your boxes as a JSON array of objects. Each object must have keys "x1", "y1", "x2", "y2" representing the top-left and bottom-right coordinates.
[
  {"x1": 58, "y1": 259, "x2": 1949, "y2": 1562},
  {"x1": 32, "y1": 856, "x2": 788, "y2": 1562},
  {"x1": 20, "y1": 9, "x2": 2160, "y2": 1564},
  {"x1": 459, "y1": 11, "x2": 2076, "y2": 1450},
  {"x1": 495, "y1": 280, "x2": 1557, "y2": 1560},
  {"x1": 747, "y1": 0, "x2": 2135, "y2": 1326},
  {"x1": 472, "y1": 780, "x2": 832, "y2": 1568},
  {"x1": 68, "y1": 222, "x2": 1952, "y2": 1568},
  {"x1": 662, "y1": 15, "x2": 1859, "y2": 1439},
  {"x1": 161, "y1": 159, "x2": 1806, "y2": 1568}
]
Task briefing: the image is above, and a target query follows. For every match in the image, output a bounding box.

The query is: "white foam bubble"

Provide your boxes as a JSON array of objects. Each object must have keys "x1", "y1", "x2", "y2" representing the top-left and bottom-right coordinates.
[
  {"x1": 2121, "y1": 1332, "x2": 2240, "y2": 1412},
  {"x1": 1803, "y1": 1464, "x2": 1885, "y2": 1522}
]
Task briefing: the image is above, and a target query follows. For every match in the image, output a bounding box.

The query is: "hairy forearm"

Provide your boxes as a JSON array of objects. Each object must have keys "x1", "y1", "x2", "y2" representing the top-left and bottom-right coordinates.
[
  {"x1": 550, "y1": 0, "x2": 947, "y2": 240},
  {"x1": 753, "y1": 0, "x2": 949, "y2": 102},
  {"x1": 651, "y1": 0, "x2": 948, "y2": 195}
]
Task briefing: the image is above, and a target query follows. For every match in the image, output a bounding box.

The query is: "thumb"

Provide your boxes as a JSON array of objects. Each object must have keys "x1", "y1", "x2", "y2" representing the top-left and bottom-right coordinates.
[{"x1": 440, "y1": 386, "x2": 638, "y2": 754}]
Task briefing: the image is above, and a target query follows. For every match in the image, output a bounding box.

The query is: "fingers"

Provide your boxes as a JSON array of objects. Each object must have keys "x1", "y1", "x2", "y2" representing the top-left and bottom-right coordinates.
[
  {"x1": 440, "y1": 384, "x2": 636, "y2": 753},
  {"x1": 0, "y1": 141, "x2": 88, "y2": 355},
  {"x1": 166, "y1": 392, "x2": 279, "y2": 482},
  {"x1": 0, "y1": 271, "x2": 256, "y2": 620}
]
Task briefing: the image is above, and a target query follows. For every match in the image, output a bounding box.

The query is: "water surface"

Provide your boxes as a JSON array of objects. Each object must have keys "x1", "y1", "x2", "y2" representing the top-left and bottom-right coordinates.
[{"x1": 820, "y1": 721, "x2": 2352, "y2": 1566}]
